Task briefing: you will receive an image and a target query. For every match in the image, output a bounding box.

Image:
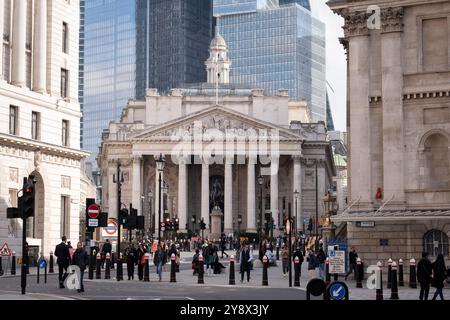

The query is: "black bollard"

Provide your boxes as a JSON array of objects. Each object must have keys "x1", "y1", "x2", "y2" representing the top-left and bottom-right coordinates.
[
  {"x1": 11, "y1": 252, "x2": 16, "y2": 275},
  {"x1": 398, "y1": 259, "x2": 404, "y2": 286},
  {"x1": 44, "y1": 259, "x2": 47, "y2": 284},
  {"x1": 390, "y1": 261, "x2": 399, "y2": 300},
  {"x1": 95, "y1": 253, "x2": 102, "y2": 279},
  {"x1": 229, "y1": 255, "x2": 235, "y2": 285},
  {"x1": 376, "y1": 262, "x2": 383, "y2": 301},
  {"x1": 49, "y1": 251, "x2": 54, "y2": 273},
  {"x1": 144, "y1": 253, "x2": 150, "y2": 282},
  {"x1": 356, "y1": 258, "x2": 363, "y2": 288},
  {"x1": 116, "y1": 253, "x2": 123, "y2": 281},
  {"x1": 111, "y1": 252, "x2": 115, "y2": 270},
  {"x1": 198, "y1": 255, "x2": 204, "y2": 284},
  {"x1": 0, "y1": 256, "x2": 3, "y2": 276},
  {"x1": 88, "y1": 249, "x2": 95, "y2": 280},
  {"x1": 262, "y1": 255, "x2": 269, "y2": 286},
  {"x1": 325, "y1": 258, "x2": 330, "y2": 285},
  {"x1": 170, "y1": 253, "x2": 176, "y2": 283},
  {"x1": 387, "y1": 258, "x2": 392, "y2": 289},
  {"x1": 276, "y1": 247, "x2": 280, "y2": 261},
  {"x1": 294, "y1": 257, "x2": 300, "y2": 287},
  {"x1": 105, "y1": 253, "x2": 111, "y2": 280},
  {"x1": 37, "y1": 260, "x2": 40, "y2": 284},
  {"x1": 409, "y1": 258, "x2": 417, "y2": 289}
]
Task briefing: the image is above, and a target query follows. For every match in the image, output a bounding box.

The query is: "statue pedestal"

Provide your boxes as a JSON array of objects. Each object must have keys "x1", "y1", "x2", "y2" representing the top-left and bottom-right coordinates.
[
  {"x1": 322, "y1": 225, "x2": 336, "y2": 242},
  {"x1": 209, "y1": 206, "x2": 223, "y2": 242}
]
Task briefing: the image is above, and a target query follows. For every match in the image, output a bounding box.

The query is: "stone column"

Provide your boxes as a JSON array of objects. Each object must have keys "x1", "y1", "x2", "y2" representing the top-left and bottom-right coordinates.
[
  {"x1": 154, "y1": 162, "x2": 163, "y2": 236},
  {"x1": 270, "y1": 158, "x2": 279, "y2": 228},
  {"x1": 224, "y1": 159, "x2": 233, "y2": 235},
  {"x1": 293, "y1": 156, "x2": 302, "y2": 231},
  {"x1": 201, "y1": 162, "x2": 210, "y2": 232},
  {"x1": 346, "y1": 12, "x2": 371, "y2": 207},
  {"x1": 33, "y1": 0, "x2": 47, "y2": 93},
  {"x1": 108, "y1": 162, "x2": 118, "y2": 220},
  {"x1": 246, "y1": 157, "x2": 256, "y2": 232},
  {"x1": 178, "y1": 157, "x2": 188, "y2": 233},
  {"x1": 11, "y1": 0, "x2": 27, "y2": 87},
  {"x1": 381, "y1": 8, "x2": 405, "y2": 205},
  {"x1": 0, "y1": 0, "x2": 4, "y2": 80},
  {"x1": 132, "y1": 156, "x2": 142, "y2": 214}
]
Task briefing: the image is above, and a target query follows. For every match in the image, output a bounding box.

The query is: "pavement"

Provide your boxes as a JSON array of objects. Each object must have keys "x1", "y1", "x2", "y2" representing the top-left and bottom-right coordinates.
[{"x1": 0, "y1": 250, "x2": 448, "y2": 300}]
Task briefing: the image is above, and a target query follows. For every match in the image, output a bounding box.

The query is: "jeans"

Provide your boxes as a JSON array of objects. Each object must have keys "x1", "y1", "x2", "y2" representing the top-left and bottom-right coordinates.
[
  {"x1": 79, "y1": 270, "x2": 85, "y2": 290},
  {"x1": 432, "y1": 288, "x2": 444, "y2": 300},
  {"x1": 319, "y1": 263, "x2": 325, "y2": 279},
  {"x1": 419, "y1": 282, "x2": 430, "y2": 300},
  {"x1": 157, "y1": 262, "x2": 163, "y2": 280},
  {"x1": 282, "y1": 259, "x2": 288, "y2": 274},
  {"x1": 241, "y1": 268, "x2": 250, "y2": 282}
]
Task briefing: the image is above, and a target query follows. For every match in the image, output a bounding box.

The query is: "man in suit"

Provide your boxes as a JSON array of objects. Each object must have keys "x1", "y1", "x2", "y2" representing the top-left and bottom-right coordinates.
[
  {"x1": 101, "y1": 239, "x2": 112, "y2": 268},
  {"x1": 54, "y1": 236, "x2": 70, "y2": 288}
]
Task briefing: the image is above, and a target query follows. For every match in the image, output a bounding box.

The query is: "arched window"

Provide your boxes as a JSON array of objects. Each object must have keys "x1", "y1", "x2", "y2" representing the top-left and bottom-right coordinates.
[
  {"x1": 423, "y1": 230, "x2": 449, "y2": 257},
  {"x1": 423, "y1": 133, "x2": 450, "y2": 189}
]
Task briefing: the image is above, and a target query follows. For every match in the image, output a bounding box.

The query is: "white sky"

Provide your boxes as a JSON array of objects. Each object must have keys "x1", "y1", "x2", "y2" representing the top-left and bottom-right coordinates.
[{"x1": 310, "y1": 0, "x2": 347, "y2": 132}]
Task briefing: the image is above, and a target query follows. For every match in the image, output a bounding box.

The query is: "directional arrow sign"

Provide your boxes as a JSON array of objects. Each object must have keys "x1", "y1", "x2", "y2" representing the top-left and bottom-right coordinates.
[{"x1": 327, "y1": 282, "x2": 349, "y2": 301}]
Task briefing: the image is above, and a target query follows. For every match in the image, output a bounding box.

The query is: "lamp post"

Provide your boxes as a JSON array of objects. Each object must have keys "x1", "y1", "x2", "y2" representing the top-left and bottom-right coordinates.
[
  {"x1": 257, "y1": 174, "x2": 264, "y2": 249},
  {"x1": 155, "y1": 154, "x2": 165, "y2": 243},
  {"x1": 148, "y1": 190, "x2": 153, "y2": 239},
  {"x1": 237, "y1": 214, "x2": 242, "y2": 235},
  {"x1": 113, "y1": 161, "x2": 124, "y2": 282},
  {"x1": 286, "y1": 210, "x2": 292, "y2": 288},
  {"x1": 294, "y1": 190, "x2": 299, "y2": 237},
  {"x1": 191, "y1": 215, "x2": 197, "y2": 235},
  {"x1": 315, "y1": 160, "x2": 319, "y2": 252}
]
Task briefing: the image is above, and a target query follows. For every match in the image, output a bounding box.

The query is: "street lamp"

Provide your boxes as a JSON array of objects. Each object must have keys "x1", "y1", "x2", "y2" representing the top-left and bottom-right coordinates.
[
  {"x1": 294, "y1": 190, "x2": 300, "y2": 237},
  {"x1": 155, "y1": 154, "x2": 165, "y2": 242},
  {"x1": 257, "y1": 174, "x2": 264, "y2": 248},
  {"x1": 191, "y1": 215, "x2": 197, "y2": 235},
  {"x1": 148, "y1": 190, "x2": 153, "y2": 239},
  {"x1": 286, "y1": 212, "x2": 292, "y2": 287},
  {"x1": 237, "y1": 214, "x2": 242, "y2": 235}
]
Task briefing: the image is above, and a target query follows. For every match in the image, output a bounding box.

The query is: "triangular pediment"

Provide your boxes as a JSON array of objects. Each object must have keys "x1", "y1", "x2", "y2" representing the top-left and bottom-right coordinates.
[{"x1": 131, "y1": 106, "x2": 304, "y2": 141}]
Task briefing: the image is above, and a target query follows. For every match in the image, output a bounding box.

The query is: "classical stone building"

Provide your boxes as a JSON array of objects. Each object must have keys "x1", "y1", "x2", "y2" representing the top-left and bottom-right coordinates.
[
  {"x1": 0, "y1": 0, "x2": 88, "y2": 260},
  {"x1": 328, "y1": 0, "x2": 450, "y2": 265},
  {"x1": 98, "y1": 35, "x2": 335, "y2": 241}
]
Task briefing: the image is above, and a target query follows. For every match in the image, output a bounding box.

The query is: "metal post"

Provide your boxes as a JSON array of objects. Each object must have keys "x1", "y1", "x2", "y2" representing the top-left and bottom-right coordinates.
[
  {"x1": 49, "y1": 251, "x2": 54, "y2": 273},
  {"x1": 44, "y1": 259, "x2": 47, "y2": 284},
  {"x1": 229, "y1": 255, "x2": 235, "y2": 285},
  {"x1": 409, "y1": 258, "x2": 417, "y2": 288},
  {"x1": 398, "y1": 259, "x2": 404, "y2": 286},
  {"x1": 262, "y1": 255, "x2": 269, "y2": 286},
  {"x1": 170, "y1": 254, "x2": 176, "y2": 283},
  {"x1": 390, "y1": 261, "x2": 399, "y2": 300},
  {"x1": 325, "y1": 257, "x2": 331, "y2": 286},
  {"x1": 376, "y1": 261, "x2": 383, "y2": 300},
  {"x1": 21, "y1": 184, "x2": 27, "y2": 295},
  {"x1": 288, "y1": 203, "x2": 292, "y2": 288},
  {"x1": 11, "y1": 252, "x2": 16, "y2": 275},
  {"x1": 356, "y1": 258, "x2": 362, "y2": 288},
  {"x1": 144, "y1": 253, "x2": 150, "y2": 282},
  {"x1": 36, "y1": 260, "x2": 40, "y2": 284},
  {"x1": 116, "y1": 161, "x2": 122, "y2": 282},
  {"x1": 315, "y1": 161, "x2": 318, "y2": 252},
  {"x1": 96, "y1": 253, "x2": 101, "y2": 279},
  {"x1": 105, "y1": 253, "x2": 111, "y2": 280},
  {"x1": 387, "y1": 258, "x2": 392, "y2": 289},
  {"x1": 158, "y1": 172, "x2": 162, "y2": 242},
  {"x1": 294, "y1": 257, "x2": 300, "y2": 287},
  {"x1": 198, "y1": 255, "x2": 204, "y2": 284}
]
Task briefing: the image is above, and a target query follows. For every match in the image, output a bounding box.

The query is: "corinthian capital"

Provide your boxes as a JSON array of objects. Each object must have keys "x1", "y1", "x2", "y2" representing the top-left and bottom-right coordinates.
[
  {"x1": 381, "y1": 7, "x2": 404, "y2": 33},
  {"x1": 340, "y1": 10, "x2": 370, "y2": 38}
]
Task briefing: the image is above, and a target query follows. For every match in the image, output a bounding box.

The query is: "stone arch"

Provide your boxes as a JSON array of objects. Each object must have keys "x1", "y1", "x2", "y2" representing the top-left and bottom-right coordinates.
[{"x1": 418, "y1": 130, "x2": 450, "y2": 189}]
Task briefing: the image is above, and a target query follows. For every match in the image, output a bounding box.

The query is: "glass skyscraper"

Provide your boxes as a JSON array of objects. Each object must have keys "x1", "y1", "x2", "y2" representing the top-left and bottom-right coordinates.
[
  {"x1": 279, "y1": 0, "x2": 310, "y2": 11},
  {"x1": 81, "y1": 0, "x2": 214, "y2": 168},
  {"x1": 215, "y1": 1, "x2": 326, "y2": 122}
]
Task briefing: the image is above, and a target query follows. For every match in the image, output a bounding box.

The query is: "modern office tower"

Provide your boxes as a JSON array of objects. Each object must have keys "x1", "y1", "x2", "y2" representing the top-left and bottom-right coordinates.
[
  {"x1": 279, "y1": 0, "x2": 311, "y2": 11},
  {"x1": 82, "y1": 0, "x2": 214, "y2": 170},
  {"x1": 215, "y1": 1, "x2": 327, "y2": 122}
]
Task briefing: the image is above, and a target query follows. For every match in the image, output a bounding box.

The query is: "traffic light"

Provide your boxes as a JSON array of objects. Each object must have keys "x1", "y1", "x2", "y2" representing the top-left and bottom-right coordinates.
[
  {"x1": 173, "y1": 218, "x2": 179, "y2": 231},
  {"x1": 22, "y1": 176, "x2": 35, "y2": 218},
  {"x1": 119, "y1": 208, "x2": 129, "y2": 226},
  {"x1": 200, "y1": 219, "x2": 206, "y2": 230},
  {"x1": 308, "y1": 217, "x2": 313, "y2": 232}
]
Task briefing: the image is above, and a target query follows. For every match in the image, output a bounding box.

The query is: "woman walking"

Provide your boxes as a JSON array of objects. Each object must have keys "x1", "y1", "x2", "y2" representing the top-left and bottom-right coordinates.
[
  {"x1": 431, "y1": 254, "x2": 447, "y2": 300},
  {"x1": 281, "y1": 244, "x2": 289, "y2": 276},
  {"x1": 153, "y1": 243, "x2": 167, "y2": 282},
  {"x1": 307, "y1": 249, "x2": 319, "y2": 279},
  {"x1": 240, "y1": 244, "x2": 252, "y2": 283}
]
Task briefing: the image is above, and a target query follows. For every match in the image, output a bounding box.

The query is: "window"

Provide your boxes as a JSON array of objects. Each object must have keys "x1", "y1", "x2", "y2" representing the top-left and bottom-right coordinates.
[
  {"x1": 8, "y1": 189, "x2": 19, "y2": 238},
  {"x1": 60, "y1": 196, "x2": 70, "y2": 238},
  {"x1": 424, "y1": 230, "x2": 449, "y2": 257},
  {"x1": 62, "y1": 120, "x2": 69, "y2": 146},
  {"x1": 31, "y1": 112, "x2": 40, "y2": 140},
  {"x1": 61, "y1": 68, "x2": 68, "y2": 98},
  {"x1": 62, "y1": 22, "x2": 68, "y2": 53},
  {"x1": 9, "y1": 106, "x2": 18, "y2": 135}
]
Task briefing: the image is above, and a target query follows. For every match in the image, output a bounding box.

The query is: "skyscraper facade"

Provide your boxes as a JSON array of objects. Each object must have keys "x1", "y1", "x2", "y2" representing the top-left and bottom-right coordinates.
[
  {"x1": 279, "y1": 0, "x2": 310, "y2": 11},
  {"x1": 81, "y1": 0, "x2": 214, "y2": 169},
  {"x1": 215, "y1": 2, "x2": 327, "y2": 122}
]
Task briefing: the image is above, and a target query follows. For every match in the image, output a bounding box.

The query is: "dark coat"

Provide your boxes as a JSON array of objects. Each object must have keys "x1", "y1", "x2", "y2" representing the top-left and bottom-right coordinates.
[
  {"x1": 317, "y1": 249, "x2": 326, "y2": 264},
  {"x1": 431, "y1": 261, "x2": 447, "y2": 289},
  {"x1": 102, "y1": 242, "x2": 112, "y2": 254},
  {"x1": 54, "y1": 242, "x2": 71, "y2": 266},
  {"x1": 293, "y1": 250, "x2": 304, "y2": 264},
  {"x1": 240, "y1": 249, "x2": 252, "y2": 272},
  {"x1": 72, "y1": 249, "x2": 88, "y2": 271},
  {"x1": 125, "y1": 247, "x2": 137, "y2": 264},
  {"x1": 349, "y1": 251, "x2": 358, "y2": 264},
  {"x1": 417, "y1": 257, "x2": 433, "y2": 284},
  {"x1": 153, "y1": 249, "x2": 167, "y2": 266}
]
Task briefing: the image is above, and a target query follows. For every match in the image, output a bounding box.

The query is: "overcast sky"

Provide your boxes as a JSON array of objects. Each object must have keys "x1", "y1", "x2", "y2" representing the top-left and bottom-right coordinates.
[{"x1": 311, "y1": 0, "x2": 347, "y2": 132}]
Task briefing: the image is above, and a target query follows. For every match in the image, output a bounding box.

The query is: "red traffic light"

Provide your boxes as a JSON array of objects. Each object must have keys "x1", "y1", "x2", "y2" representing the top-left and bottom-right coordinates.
[{"x1": 25, "y1": 187, "x2": 34, "y2": 193}]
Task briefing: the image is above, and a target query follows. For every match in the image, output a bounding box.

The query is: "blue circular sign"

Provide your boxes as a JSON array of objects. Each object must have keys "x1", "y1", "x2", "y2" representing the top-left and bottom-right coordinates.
[
  {"x1": 329, "y1": 282, "x2": 347, "y2": 300},
  {"x1": 38, "y1": 259, "x2": 46, "y2": 269}
]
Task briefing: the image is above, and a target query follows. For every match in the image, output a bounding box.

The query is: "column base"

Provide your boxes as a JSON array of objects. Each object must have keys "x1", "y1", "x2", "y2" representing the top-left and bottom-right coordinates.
[{"x1": 245, "y1": 229, "x2": 257, "y2": 233}]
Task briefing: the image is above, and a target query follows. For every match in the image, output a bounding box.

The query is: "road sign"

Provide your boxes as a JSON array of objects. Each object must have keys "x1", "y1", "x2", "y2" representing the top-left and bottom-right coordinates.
[
  {"x1": 327, "y1": 281, "x2": 349, "y2": 301},
  {"x1": 102, "y1": 219, "x2": 118, "y2": 237},
  {"x1": 0, "y1": 243, "x2": 11, "y2": 257},
  {"x1": 329, "y1": 250, "x2": 346, "y2": 274},
  {"x1": 88, "y1": 219, "x2": 99, "y2": 227},
  {"x1": 88, "y1": 204, "x2": 100, "y2": 219},
  {"x1": 38, "y1": 259, "x2": 46, "y2": 269}
]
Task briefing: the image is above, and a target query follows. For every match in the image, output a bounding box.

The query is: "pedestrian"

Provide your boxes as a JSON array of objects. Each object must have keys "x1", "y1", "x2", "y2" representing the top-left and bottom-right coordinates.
[
  {"x1": 137, "y1": 242, "x2": 147, "y2": 280},
  {"x1": 240, "y1": 244, "x2": 252, "y2": 283},
  {"x1": 54, "y1": 236, "x2": 71, "y2": 288},
  {"x1": 307, "y1": 249, "x2": 318, "y2": 279},
  {"x1": 293, "y1": 246, "x2": 304, "y2": 272},
  {"x1": 281, "y1": 244, "x2": 289, "y2": 276},
  {"x1": 431, "y1": 254, "x2": 447, "y2": 300},
  {"x1": 249, "y1": 245, "x2": 254, "y2": 270},
  {"x1": 317, "y1": 244, "x2": 326, "y2": 279},
  {"x1": 417, "y1": 252, "x2": 433, "y2": 300},
  {"x1": 192, "y1": 249, "x2": 200, "y2": 276},
  {"x1": 67, "y1": 241, "x2": 74, "y2": 263},
  {"x1": 101, "y1": 239, "x2": 112, "y2": 269},
  {"x1": 213, "y1": 251, "x2": 226, "y2": 274},
  {"x1": 345, "y1": 247, "x2": 358, "y2": 281},
  {"x1": 153, "y1": 243, "x2": 167, "y2": 281},
  {"x1": 205, "y1": 242, "x2": 215, "y2": 276},
  {"x1": 71, "y1": 242, "x2": 88, "y2": 293},
  {"x1": 125, "y1": 243, "x2": 137, "y2": 280},
  {"x1": 221, "y1": 237, "x2": 229, "y2": 259}
]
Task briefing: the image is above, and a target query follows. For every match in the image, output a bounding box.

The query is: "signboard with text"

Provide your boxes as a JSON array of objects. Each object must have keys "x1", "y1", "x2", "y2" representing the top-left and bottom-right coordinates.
[{"x1": 329, "y1": 250, "x2": 346, "y2": 274}]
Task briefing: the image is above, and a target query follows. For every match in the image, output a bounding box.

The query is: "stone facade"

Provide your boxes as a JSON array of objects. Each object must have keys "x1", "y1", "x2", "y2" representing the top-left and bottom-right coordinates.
[
  {"x1": 328, "y1": 0, "x2": 450, "y2": 265},
  {"x1": 0, "y1": 0, "x2": 89, "y2": 260}
]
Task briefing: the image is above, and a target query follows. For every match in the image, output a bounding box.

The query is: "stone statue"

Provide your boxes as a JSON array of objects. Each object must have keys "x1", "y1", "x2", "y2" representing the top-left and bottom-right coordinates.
[{"x1": 210, "y1": 177, "x2": 223, "y2": 208}]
